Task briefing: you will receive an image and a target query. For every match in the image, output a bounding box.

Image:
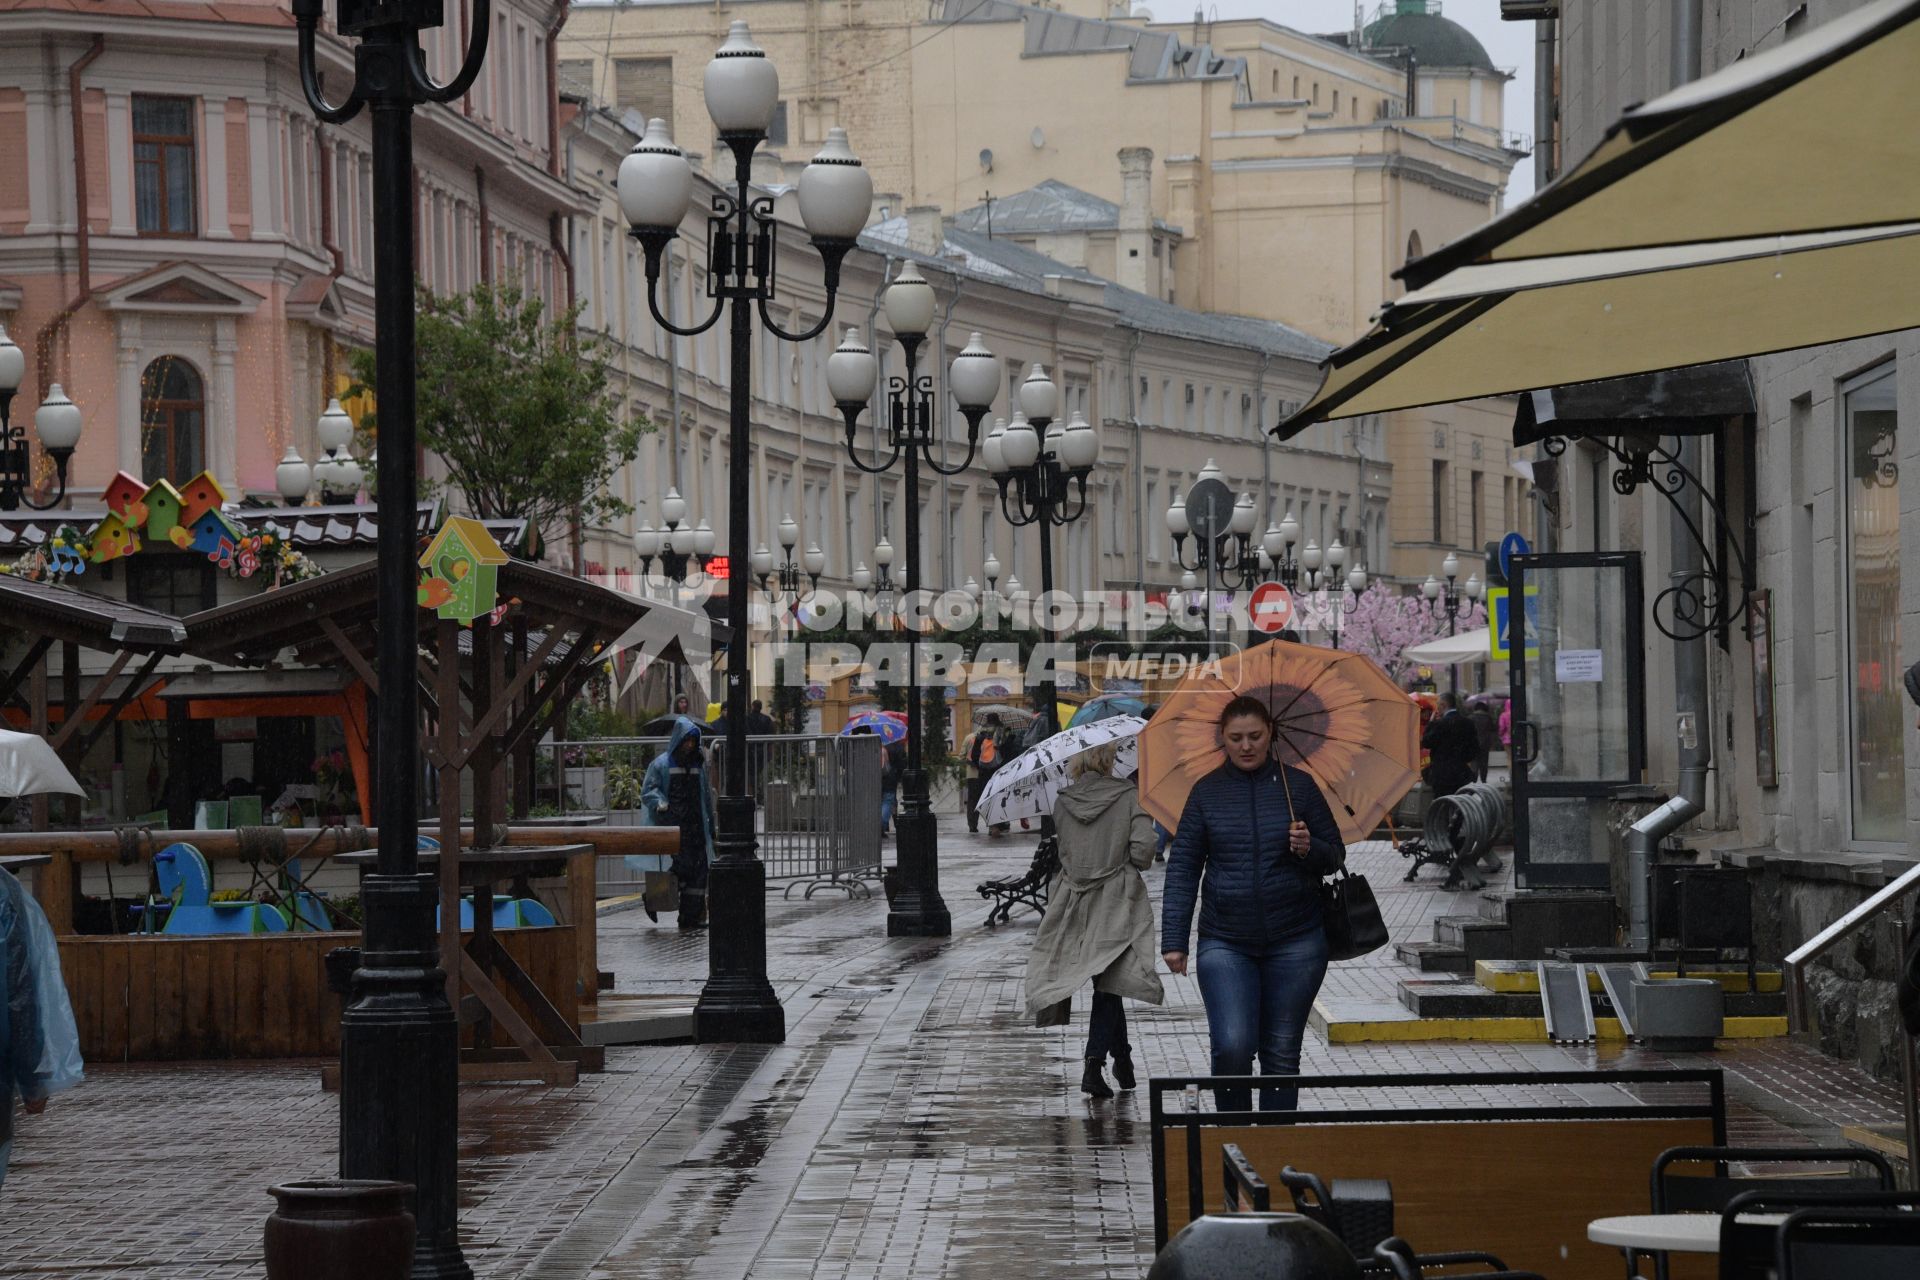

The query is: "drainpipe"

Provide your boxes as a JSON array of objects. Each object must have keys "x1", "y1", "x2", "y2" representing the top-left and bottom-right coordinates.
[
  {"x1": 546, "y1": 0, "x2": 570, "y2": 180},
  {"x1": 1125, "y1": 327, "x2": 1145, "y2": 599},
  {"x1": 1626, "y1": 0, "x2": 1708, "y2": 951},
  {"x1": 1534, "y1": 18, "x2": 1558, "y2": 188},
  {"x1": 551, "y1": 210, "x2": 580, "y2": 575},
  {"x1": 475, "y1": 165, "x2": 493, "y2": 284},
  {"x1": 35, "y1": 36, "x2": 105, "y2": 404},
  {"x1": 1254, "y1": 351, "x2": 1271, "y2": 523}
]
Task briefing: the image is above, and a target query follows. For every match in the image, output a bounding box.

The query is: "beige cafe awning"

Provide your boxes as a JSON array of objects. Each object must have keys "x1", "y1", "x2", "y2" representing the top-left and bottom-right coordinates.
[{"x1": 1276, "y1": 0, "x2": 1920, "y2": 436}]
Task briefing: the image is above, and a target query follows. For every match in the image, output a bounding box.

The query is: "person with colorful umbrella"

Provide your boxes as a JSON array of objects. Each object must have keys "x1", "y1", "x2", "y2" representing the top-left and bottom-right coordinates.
[
  {"x1": 1157, "y1": 694, "x2": 1346, "y2": 1112},
  {"x1": 1024, "y1": 739, "x2": 1162, "y2": 1100}
]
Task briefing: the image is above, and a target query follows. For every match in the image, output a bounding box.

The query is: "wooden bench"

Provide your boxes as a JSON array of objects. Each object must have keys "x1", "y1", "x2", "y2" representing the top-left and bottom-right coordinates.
[{"x1": 975, "y1": 835, "x2": 1059, "y2": 926}]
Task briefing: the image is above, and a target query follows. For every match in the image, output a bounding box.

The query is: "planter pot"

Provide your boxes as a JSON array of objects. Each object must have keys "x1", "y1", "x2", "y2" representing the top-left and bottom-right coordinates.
[
  {"x1": 563, "y1": 765, "x2": 607, "y2": 811},
  {"x1": 1148, "y1": 1212, "x2": 1360, "y2": 1280},
  {"x1": 265, "y1": 1179, "x2": 415, "y2": 1280}
]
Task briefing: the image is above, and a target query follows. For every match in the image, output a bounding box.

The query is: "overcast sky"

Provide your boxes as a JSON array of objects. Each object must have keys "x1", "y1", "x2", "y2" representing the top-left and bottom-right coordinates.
[{"x1": 1197, "y1": 0, "x2": 1539, "y2": 203}]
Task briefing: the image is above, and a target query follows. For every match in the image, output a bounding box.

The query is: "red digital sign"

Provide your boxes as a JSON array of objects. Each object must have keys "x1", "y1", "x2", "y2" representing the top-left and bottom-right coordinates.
[{"x1": 705, "y1": 556, "x2": 730, "y2": 580}]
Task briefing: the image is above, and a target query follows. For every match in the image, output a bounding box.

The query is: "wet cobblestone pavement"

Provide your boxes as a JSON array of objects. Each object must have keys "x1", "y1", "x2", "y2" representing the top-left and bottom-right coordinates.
[{"x1": 1, "y1": 823, "x2": 1908, "y2": 1277}]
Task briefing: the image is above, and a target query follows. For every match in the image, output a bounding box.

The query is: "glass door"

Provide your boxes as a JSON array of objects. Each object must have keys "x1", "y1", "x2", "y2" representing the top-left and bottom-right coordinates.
[{"x1": 1508, "y1": 551, "x2": 1647, "y2": 888}]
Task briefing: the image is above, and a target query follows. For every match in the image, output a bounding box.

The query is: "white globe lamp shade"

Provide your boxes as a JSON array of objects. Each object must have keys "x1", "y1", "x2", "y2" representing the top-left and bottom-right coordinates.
[
  {"x1": 983, "y1": 553, "x2": 1001, "y2": 583},
  {"x1": 1348, "y1": 566, "x2": 1369, "y2": 594},
  {"x1": 948, "y1": 332, "x2": 998, "y2": 411},
  {"x1": 0, "y1": 325, "x2": 24, "y2": 393},
  {"x1": 751, "y1": 544, "x2": 774, "y2": 576},
  {"x1": 796, "y1": 128, "x2": 872, "y2": 240},
  {"x1": 275, "y1": 447, "x2": 311, "y2": 502},
  {"x1": 335, "y1": 453, "x2": 365, "y2": 496},
  {"x1": 634, "y1": 521, "x2": 660, "y2": 558},
  {"x1": 1165, "y1": 495, "x2": 1188, "y2": 537},
  {"x1": 316, "y1": 396, "x2": 355, "y2": 452},
  {"x1": 883, "y1": 262, "x2": 937, "y2": 338},
  {"x1": 1198, "y1": 458, "x2": 1224, "y2": 486},
  {"x1": 1006, "y1": 575, "x2": 1024, "y2": 598},
  {"x1": 1465, "y1": 572, "x2": 1483, "y2": 601},
  {"x1": 689, "y1": 519, "x2": 714, "y2": 557},
  {"x1": 1000, "y1": 412, "x2": 1040, "y2": 469},
  {"x1": 1017, "y1": 364, "x2": 1057, "y2": 421},
  {"x1": 661, "y1": 487, "x2": 688, "y2": 526},
  {"x1": 1422, "y1": 574, "x2": 1442, "y2": 600},
  {"x1": 777, "y1": 514, "x2": 799, "y2": 550},
  {"x1": 873, "y1": 537, "x2": 895, "y2": 567},
  {"x1": 962, "y1": 576, "x2": 980, "y2": 598},
  {"x1": 1301, "y1": 539, "x2": 1322, "y2": 571},
  {"x1": 1061, "y1": 411, "x2": 1099, "y2": 469},
  {"x1": 618, "y1": 118, "x2": 695, "y2": 232},
  {"x1": 1279, "y1": 510, "x2": 1300, "y2": 547},
  {"x1": 704, "y1": 21, "x2": 780, "y2": 136},
  {"x1": 1180, "y1": 570, "x2": 1198, "y2": 591},
  {"x1": 826, "y1": 329, "x2": 878, "y2": 407},
  {"x1": 851, "y1": 563, "x2": 871, "y2": 591},
  {"x1": 1042, "y1": 417, "x2": 1064, "y2": 459},
  {"x1": 1443, "y1": 551, "x2": 1461, "y2": 581},
  {"x1": 1262, "y1": 524, "x2": 1286, "y2": 560},
  {"x1": 982, "y1": 419, "x2": 1007, "y2": 474},
  {"x1": 803, "y1": 544, "x2": 826, "y2": 576},
  {"x1": 1230, "y1": 493, "x2": 1256, "y2": 536},
  {"x1": 1326, "y1": 538, "x2": 1347, "y2": 570}
]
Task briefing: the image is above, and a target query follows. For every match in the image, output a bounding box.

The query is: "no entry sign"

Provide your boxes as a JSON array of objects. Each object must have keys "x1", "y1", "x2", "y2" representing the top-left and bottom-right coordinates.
[{"x1": 1249, "y1": 581, "x2": 1295, "y2": 634}]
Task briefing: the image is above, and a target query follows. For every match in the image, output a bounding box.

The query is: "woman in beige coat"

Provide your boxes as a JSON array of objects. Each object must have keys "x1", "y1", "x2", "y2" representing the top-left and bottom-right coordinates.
[{"x1": 1026, "y1": 741, "x2": 1164, "y2": 1098}]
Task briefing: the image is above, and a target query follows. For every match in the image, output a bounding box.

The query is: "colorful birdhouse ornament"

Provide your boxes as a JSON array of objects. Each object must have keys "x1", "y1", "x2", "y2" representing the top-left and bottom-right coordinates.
[
  {"x1": 89, "y1": 512, "x2": 142, "y2": 563},
  {"x1": 102, "y1": 472, "x2": 150, "y2": 525},
  {"x1": 176, "y1": 471, "x2": 228, "y2": 526},
  {"x1": 142, "y1": 480, "x2": 185, "y2": 544},
  {"x1": 185, "y1": 509, "x2": 244, "y2": 566},
  {"x1": 417, "y1": 517, "x2": 509, "y2": 625}
]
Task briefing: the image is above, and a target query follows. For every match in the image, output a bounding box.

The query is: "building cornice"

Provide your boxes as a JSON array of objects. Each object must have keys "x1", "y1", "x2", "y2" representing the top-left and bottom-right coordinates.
[{"x1": 1210, "y1": 151, "x2": 1500, "y2": 203}]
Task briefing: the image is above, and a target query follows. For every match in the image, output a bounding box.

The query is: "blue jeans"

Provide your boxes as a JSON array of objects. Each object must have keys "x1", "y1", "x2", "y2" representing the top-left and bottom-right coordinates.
[
  {"x1": 881, "y1": 788, "x2": 896, "y2": 833},
  {"x1": 1196, "y1": 929, "x2": 1329, "y2": 1111}
]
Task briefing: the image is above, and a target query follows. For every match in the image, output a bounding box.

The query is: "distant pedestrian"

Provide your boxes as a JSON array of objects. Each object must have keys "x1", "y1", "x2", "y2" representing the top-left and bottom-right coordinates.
[
  {"x1": 1498, "y1": 698, "x2": 1512, "y2": 750},
  {"x1": 1026, "y1": 741, "x2": 1162, "y2": 1099},
  {"x1": 2, "y1": 865, "x2": 83, "y2": 1191},
  {"x1": 1161, "y1": 695, "x2": 1344, "y2": 1111},
  {"x1": 1421, "y1": 692, "x2": 1479, "y2": 798},
  {"x1": 1468, "y1": 696, "x2": 1499, "y2": 782},
  {"x1": 960, "y1": 718, "x2": 997, "y2": 834},
  {"x1": 747, "y1": 698, "x2": 776, "y2": 798},
  {"x1": 879, "y1": 741, "x2": 901, "y2": 838},
  {"x1": 672, "y1": 694, "x2": 692, "y2": 718},
  {"x1": 641, "y1": 717, "x2": 714, "y2": 929}
]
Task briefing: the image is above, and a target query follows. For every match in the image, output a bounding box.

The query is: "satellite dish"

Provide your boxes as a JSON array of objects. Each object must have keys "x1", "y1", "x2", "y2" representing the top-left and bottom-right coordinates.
[
  {"x1": 979, "y1": 147, "x2": 994, "y2": 172},
  {"x1": 1030, "y1": 126, "x2": 1046, "y2": 149}
]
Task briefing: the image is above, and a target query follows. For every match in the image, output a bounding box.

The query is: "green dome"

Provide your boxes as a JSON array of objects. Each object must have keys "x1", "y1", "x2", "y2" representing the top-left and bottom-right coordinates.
[{"x1": 1364, "y1": 1, "x2": 1496, "y2": 72}]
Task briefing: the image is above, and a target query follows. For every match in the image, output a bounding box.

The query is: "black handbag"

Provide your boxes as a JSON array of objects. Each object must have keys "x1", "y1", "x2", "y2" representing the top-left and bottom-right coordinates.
[
  {"x1": 1321, "y1": 868, "x2": 1389, "y2": 962},
  {"x1": 1279, "y1": 765, "x2": 1388, "y2": 962}
]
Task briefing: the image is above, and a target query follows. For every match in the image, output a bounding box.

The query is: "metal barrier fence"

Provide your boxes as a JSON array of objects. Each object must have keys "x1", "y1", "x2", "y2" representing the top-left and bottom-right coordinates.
[{"x1": 546, "y1": 733, "x2": 884, "y2": 898}]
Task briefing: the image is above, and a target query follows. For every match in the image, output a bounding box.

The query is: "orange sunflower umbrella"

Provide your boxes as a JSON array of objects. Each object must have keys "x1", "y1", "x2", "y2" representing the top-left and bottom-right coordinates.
[{"x1": 1136, "y1": 640, "x2": 1420, "y2": 843}]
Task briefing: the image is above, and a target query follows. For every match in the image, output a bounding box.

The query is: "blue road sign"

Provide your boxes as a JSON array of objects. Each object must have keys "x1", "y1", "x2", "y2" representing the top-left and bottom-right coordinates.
[{"x1": 1498, "y1": 531, "x2": 1531, "y2": 581}]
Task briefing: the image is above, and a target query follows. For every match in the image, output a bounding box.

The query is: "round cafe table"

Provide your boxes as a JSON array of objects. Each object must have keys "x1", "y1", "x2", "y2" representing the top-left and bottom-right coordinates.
[{"x1": 1588, "y1": 1212, "x2": 1789, "y2": 1254}]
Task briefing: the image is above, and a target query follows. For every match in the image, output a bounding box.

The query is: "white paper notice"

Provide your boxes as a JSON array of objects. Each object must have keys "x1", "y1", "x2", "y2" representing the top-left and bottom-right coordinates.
[{"x1": 1555, "y1": 649, "x2": 1604, "y2": 683}]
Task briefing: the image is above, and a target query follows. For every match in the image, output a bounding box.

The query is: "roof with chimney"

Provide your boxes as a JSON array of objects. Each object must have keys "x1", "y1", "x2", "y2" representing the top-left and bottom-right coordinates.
[
  {"x1": 948, "y1": 180, "x2": 1181, "y2": 238},
  {"x1": 858, "y1": 199, "x2": 1332, "y2": 363}
]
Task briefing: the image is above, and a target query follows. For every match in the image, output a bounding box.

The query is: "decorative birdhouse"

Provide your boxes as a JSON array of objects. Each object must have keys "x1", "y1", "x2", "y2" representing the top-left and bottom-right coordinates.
[
  {"x1": 176, "y1": 471, "x2": 228, "y2": 526},
  {"x1": 184, "y1": 508, "x2": 244, "y2": 564},
  {"x1": 102, "y1": 472, "x2": 150, "y2": 524},
  {"x1": 417, "y1": 516, "x2": 509, "y2": 625},
  {"x1": 89, "y1": 512, "x2": 142, "y2": 564},
  {"x1": 142, "y1": 480, "x2": 186, "y2": 544}
]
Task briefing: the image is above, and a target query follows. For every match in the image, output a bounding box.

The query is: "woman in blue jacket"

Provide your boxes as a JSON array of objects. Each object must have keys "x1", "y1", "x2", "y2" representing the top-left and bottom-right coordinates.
[{"x1": 1160, "y1": 695, "x2": 1345, "y2": 1110}]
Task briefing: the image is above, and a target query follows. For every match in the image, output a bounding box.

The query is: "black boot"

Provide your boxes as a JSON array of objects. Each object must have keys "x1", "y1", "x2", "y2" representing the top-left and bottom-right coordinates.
[
  {"x1": 678, "y1": 891, "x2": 706, "y2": 930},
  {"x1": 1080, "y1": 1058, "x2": 1114, "y2": 1099},
  {"x1": 1111, "y1": 1048, "x2": 1137, "y2": 1091}
]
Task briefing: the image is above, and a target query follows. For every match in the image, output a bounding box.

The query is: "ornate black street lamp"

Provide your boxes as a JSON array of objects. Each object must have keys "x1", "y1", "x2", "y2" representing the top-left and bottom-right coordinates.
[
  {"x1": 1421, "y1": 552, "x2": 1482, "y2": 694},
  {"x1": 293, "y1": 1, "x2": 489, "y2": 1275},
  {"x1": 1166, "y1": 461, "x2": 1261, "y2": 651},
  {"x1": 752, "y1": 514, "x2": 825, "y2": 615},
  {"x1": 826, "y1": 268, "x2": 998, "y2": 936},
  {"x1": 0, "y1": 326, "x2": 81, "y2": 512},
  {"x1": 634, "y1": 488, "x2": 715, "y2": 587},
  {"x1": 617, "y1": 20, "x2": 873, "y2": 1040},
  {"x1": 985, "y1": 367, "x2": 1100, "y2": 739}
]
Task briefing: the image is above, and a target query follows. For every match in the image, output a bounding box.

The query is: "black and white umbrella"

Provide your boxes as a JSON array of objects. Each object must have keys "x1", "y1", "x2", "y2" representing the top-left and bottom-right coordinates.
[{"x1": 974, "y1": 714, "x2": 1146, "y2": 826}]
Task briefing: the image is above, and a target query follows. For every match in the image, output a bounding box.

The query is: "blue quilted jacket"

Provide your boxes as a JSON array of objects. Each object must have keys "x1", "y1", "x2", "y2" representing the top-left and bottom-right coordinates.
[{"x1": 1159, "y1": 761, "x2": 1346, "y2": 953}]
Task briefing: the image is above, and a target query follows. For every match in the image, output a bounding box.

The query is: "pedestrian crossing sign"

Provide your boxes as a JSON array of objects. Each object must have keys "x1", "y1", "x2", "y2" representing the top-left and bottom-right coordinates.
[{"x1": 1486, "y1": 586, "x2": 1540, "y2": 662}]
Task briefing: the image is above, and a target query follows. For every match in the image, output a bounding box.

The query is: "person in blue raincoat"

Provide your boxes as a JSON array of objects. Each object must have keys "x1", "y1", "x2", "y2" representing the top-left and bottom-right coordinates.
[
  {"x1": 641, "y1": 717, "x2": 716, "y2": 930},
  {"x1": 2, "y1": 865, "x2": 83, "y2": 1191}
]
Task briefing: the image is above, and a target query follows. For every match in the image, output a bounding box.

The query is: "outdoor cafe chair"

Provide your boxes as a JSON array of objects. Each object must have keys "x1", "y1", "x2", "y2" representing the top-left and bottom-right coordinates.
[
  {"x1": 1718, "y1": 1189, "x2": 1920, "y2": 1280},
  {"x1": 1648, "y1": 1145, "x2": 1896, "y2": 1280},
  {"x1": 1279, "y1": 1164, "x2": 1395, "y2": 1257},
  {"x1": 1365, "y1": 1236, "x2": 1547, "y2": 1280},
  {"x1": 1773, "y1": 1204, "x2": 1920, "y2": 1279}
]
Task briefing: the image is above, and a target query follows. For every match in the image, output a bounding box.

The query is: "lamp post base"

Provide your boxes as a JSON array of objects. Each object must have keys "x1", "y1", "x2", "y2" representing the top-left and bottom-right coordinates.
[
  {"x1": 886, "y1": 803, "x2": 951, "y2": 938},
  {"x1": 694, "y1": 796, "x2": 786, "y2": 1044}
]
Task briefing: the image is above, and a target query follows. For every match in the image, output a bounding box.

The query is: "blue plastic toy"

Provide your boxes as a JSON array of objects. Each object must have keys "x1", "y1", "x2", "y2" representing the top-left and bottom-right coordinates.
[{"x1": 150, "y1": 843, "x2": 287, "y2": 935}]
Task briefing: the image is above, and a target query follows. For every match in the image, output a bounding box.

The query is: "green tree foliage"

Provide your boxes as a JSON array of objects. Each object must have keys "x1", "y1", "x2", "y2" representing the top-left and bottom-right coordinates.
[{"x1": 347, "y1": 279, "x2": 649, "y2": 542}]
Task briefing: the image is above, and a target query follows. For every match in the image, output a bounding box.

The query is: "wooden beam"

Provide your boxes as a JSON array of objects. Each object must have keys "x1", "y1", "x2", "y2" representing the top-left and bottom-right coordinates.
[
  {"x1": 318, "y1": 617, "x2": 379, "y2": 696},
  {"x1": 497, "y1": 635, "x2": 600, "y2": 759},
  {"x1": 458, "y1": 950, "x2": 562, "y2": 1071},
  {"x1": 0, "y1": 636, "x2": 53, "y2": 708},
  {"x1": 454, "y1": 625, "x2": 564, "y2": 763},
  {"x1": 70, "y1": 651, "x2": 167, "y2": 761},
  {"x1": 49, "y1": 649, "x2": 134, "y2": 754}
]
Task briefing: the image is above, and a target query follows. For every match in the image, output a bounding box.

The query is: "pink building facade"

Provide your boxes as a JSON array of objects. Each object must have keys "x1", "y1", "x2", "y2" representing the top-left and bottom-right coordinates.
[{"x1": 0, "y1": 0, "x2": 583, "y2": 502}]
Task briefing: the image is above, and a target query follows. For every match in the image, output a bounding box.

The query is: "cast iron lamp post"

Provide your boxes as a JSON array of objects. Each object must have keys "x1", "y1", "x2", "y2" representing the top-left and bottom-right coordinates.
[
  {"x1": 293, "y1": 1, "x2": 489, "y2": 1275},
  {"x1": 1260, "y1": 510, "x2": 1304, "y2": 593},
  {"x1": 617, "y1": 20, "x2": 872, "y2": 1039},
  {"x1": 277, "y1": 397, "x2": 366, "y2": 505},
  {"x1": 1422, "y1": 552, "x2": 1478, "y2": 696},
  {"x1": 0, "y1": 326, "x2": 82, "y2": 512},
  {"x1": 752, "y1": 514, "x2": 825, "y2": 615},
  {"x1": 827, "y1": 295, "x2": 996, "y2": 935},
  {"x1": 985, "y1": 366, "x2": 1099, "y2": 740},
  {"x1": 1167, "y1": 462, "x2": 1261, "y2": 651},
  {"x1": 634, "y1": 488, "x2": 715, "y2": 588},
  {"x1": 1327, "y1": 563, "x2": 1369, "y2": 649}
]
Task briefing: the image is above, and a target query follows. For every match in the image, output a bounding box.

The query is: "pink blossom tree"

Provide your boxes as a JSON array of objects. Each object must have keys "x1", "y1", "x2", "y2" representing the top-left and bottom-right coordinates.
[{"x1": 1313, "y1": 587, "x2": 1488, "y2": 685}]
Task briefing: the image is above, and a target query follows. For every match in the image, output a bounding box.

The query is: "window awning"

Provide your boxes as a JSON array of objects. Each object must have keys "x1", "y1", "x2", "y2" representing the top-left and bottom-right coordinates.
[{"x1": 1512, "y1": 360, "x2": 1756, "y2": 448}]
